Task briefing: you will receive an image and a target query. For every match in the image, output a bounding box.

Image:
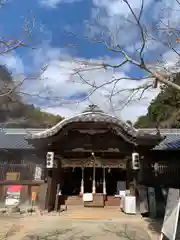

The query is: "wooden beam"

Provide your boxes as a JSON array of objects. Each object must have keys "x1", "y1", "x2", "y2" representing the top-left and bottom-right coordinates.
[
  {"x1": 0, "y1": 180, "x2": 44, "y2": 185},
  {"x1": 56, "y1": 156, "x2": 127, "y2": 168},
  {"x1": 60, "y1": 164, "x2": 126, "y2": 168}
]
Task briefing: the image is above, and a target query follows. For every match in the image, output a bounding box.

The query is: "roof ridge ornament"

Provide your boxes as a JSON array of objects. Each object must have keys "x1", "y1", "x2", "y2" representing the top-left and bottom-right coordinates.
[{"x1": 83, "y1": 104, "x2": 103, "y2": 113}]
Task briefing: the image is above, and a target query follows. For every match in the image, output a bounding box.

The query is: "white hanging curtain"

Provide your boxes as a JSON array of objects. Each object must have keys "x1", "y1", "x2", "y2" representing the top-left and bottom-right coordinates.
[
  {"x1": 80, "y1": 167, "x2": 84, "y2": 195},
  {"x1": 92, "y1": 161, "x2": 96, "y2": 194},
  {"x1": 103, "y1": 167, "x2": 106, "y2": 195}
]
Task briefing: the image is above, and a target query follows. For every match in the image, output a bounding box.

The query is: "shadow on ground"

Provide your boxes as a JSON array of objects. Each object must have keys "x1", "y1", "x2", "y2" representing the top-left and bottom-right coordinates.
[
  {"x1": 102, "y1": 223, "x2": 151, "y2": 240},
  {"x1": 22, "y1": 223, "x2": 152, "y2": 240},
  {"x1": 143, "y1": 193, "x2": 165, "y2": 237},
  {"x1": 23, "y1": 229, "x2": 101, "y2": 240},
  {"x1": 144, "y1": 217, "x2": 163, "y2": 236}
]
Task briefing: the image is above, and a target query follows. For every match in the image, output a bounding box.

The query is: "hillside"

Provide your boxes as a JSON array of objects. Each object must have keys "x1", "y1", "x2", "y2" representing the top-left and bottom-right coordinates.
[
  {"x1": 135, "y1": 73, "x2": 180, "y2": 128},
  {"x1": 0, "y1": 65, "x2": 63, "y2": 128}
]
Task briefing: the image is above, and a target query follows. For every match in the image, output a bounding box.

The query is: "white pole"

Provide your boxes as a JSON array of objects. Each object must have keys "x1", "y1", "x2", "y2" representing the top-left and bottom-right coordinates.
[
  {"x1": 92, "y1": 165, "x2": 96, "y2": 194},
  {"x1": 92, "y1": 152, "x2": 96, "y2": 194},
  {"x1": 103, "y1": 167, "x2": 106, "y2": 195},
  {"x1": 80, "y1": 167, "x2": 84, "y2": 195},
  {"x1": 159, "y1": 233, "x2": 163, "y2": 240}
]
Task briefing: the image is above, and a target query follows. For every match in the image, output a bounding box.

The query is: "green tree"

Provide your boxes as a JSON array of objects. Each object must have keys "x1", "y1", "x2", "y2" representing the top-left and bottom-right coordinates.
[
  {"x1": 0, "y1": 65, "x2": 63, "y2": 127},
  {"x1": 135, "y1": 73, "x2": 180, "y2": 128}
]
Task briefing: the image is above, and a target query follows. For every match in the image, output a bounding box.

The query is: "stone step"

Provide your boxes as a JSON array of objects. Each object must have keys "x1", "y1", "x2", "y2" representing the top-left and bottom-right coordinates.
[
  {"x1": 60, "y1": 208, "x2": 126, "y2": 220},
  {"x1": 64, "y1": 196, "x2": 120, "y2": 206},
  {"x1": 105, "y1": 196, "x2": 120, "y2": 206},
  {"x1": 65, "y1": 196, "x2": 83, "y2": 205}
]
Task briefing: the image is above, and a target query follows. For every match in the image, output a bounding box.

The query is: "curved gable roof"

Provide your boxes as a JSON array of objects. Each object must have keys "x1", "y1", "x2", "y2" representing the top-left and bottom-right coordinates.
[{"x1": 26, "y1": 111, "x2": 139, "y2": 140}]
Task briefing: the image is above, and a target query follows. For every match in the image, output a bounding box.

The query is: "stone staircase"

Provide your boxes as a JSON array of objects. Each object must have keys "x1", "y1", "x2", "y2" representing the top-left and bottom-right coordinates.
[
  {"x1": 105, "y1": 196, "x2": 120, "y2": 206},
  {"x1": 60, "y1": 206, "x2": 141, "y2": 221},
  {"x1": 64, "y1": 195, "x2": 120, "y2": 206},
  {"x1": 65, "y1": 196, "x2": 83, "y2": 205}
]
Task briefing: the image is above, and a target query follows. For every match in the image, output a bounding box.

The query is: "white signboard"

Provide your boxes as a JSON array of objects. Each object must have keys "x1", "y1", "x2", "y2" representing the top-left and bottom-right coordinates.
[
  {"x1": 5, "y1": 191, "x2": 20, "y2": 206},
  {"x1": 5, "y1": 185, "x2": 23, "y2": 207},
  {"x1": 34, "y1": 166, "x2": 42, "y2": 180},
  {"x1": 161, "y1": 188, "x2": 180, "y2": 240}
]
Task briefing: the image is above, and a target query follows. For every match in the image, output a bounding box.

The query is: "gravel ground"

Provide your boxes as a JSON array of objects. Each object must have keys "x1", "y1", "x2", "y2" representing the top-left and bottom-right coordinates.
[{"x1": 0, "y1": 214, "x2": 156, "y2": 240}]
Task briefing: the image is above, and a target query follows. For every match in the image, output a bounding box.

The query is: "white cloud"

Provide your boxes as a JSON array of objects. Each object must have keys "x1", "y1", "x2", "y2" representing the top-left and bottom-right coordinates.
[
  {"x1": 152, "y1": 0, "x2": 180, "y2": 26},
  {"x1": 19, "y1": 44, "x2": 159, "y2": 122},
  {"x1": 0, "y1": 46, "x2": 161, "y2": 123},
  {"x1": 0, "y1": 53, "x2": 24, "y2": 75},
  {"x1": 40, "y1": 0, "x2": 82, "y2": 8},
  {"x1": 92, "y1": 0, "x2": 153, "y2": 17},
  {"x1": 161, "y1": 50, "x2": 180, "y2": 74},
  {"x1": 91, "y1": 0, "x2": 154, "y2": 43},
  {"x1": 0, "y1": 0, "x2": 178, "y2": 133},
  {"x1": 3, "y1": 0, "x2": 180, "y2": 123},
  {"x1": 21, "y1": 41, "x2": 168, "y2": 124},
  {"x1": 92, "y1": 0, "x2": 180, "y2": 30},
  {"x1": 90, "y1": 0, "x2": 180, "y2": 61}
]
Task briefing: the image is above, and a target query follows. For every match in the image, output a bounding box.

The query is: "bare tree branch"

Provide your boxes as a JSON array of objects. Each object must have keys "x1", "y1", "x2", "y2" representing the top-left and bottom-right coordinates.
[
  {"x1": 65, "y1": 0, "x2": 180, "y2": 100},
  {"x1": 0, "y1": 40, "x2": 35, "y2": 55},
  {"x1": 0, "y1": 65, "x2": 48, "y2": 98},
  {"x1": 1, "y1": 0, "x2": 180, "y2": 115}
]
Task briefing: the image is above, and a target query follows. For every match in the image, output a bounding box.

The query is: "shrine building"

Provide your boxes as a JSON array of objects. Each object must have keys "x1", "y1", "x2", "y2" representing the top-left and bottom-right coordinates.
[{"x1": 0, "y1": 105, "x2": 180, "y2": 211}]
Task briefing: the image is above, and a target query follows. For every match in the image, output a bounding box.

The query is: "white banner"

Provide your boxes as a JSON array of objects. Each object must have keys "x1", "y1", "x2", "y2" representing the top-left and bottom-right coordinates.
[{"x1": 34, "y1": 166, "x2": 42, "y2": 180}]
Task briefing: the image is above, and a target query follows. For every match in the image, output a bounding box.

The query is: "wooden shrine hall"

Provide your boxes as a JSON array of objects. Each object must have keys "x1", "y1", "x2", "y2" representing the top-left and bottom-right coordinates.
[{"x1": 27, "y1": 105, "x2": 164, "y2": 211}]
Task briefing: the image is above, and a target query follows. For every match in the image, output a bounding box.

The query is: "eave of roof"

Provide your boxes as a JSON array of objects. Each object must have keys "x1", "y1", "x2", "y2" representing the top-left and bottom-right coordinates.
[
  {"x1": 1, "y1": 104, "x2": 179, "y2": 150},
  {"x1": 139, "y1": 129, "x2": 180, "y2": 150},
  {"x1": 26, "y1": 111, "x2": 139, "y2": 140},
  {"x1": 25, "y1": 112, "x2": 164, "y2": 150},
  {"x1": 0, "y1": 127, "x2": 179, "y2": 150}
]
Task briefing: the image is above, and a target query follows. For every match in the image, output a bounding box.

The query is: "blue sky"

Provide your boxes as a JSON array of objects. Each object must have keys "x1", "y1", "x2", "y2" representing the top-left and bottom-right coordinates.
[{"x1": 0, "y1": 0, "x2": 180, "y2": 121}]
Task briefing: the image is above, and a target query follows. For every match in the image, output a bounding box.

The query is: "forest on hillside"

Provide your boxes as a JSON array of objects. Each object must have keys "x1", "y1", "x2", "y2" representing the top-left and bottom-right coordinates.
[
  {"x1": 135, "y1": 73, "x2": 180, "y2": 128},
  {"x1": 0, "y1": 65, "x2": 63, "y2": 128}
]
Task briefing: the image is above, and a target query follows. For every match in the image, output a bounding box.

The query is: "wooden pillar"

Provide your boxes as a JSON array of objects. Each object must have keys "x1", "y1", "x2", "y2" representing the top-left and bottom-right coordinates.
[
  {"x1": 80, "y1": 167, "x2": 84, "y2": 195},
  {"x1": 137, "y1": 185, "x2": 149, "y2": 214},
  {"x1": 103, "y1": 167, "x2": 106, "y2": 195},
  {"x1": 38, "y1": 183, "x2": 48, "y2": 210},
  {"x1": 54, "y1": 165, "x2": 63, "y2": 212},
  {"x1": 45, "y1": 169, "x2": 52, "y2": 211},
  {"x1": 147, "y1": 187, "x2": 156, "y2": 217},
  {"x1": 132, "y1": 172, "x2": 137, "y2": 196},
  {"x1": 20, "y1": 185, "x2": 29, "y2": 205},
  {"x1": 126, "y1": 159, "x2": 132, "y2": 190},
  {"x1": 126, "y1": 156, "x2": 137, "y2": 196},
  {"x1": 45, "y1": 168, "x2": 58, "y2": 212},
  {"x1": 55, "y1": 183, "x2": 60, "y2": 212}
]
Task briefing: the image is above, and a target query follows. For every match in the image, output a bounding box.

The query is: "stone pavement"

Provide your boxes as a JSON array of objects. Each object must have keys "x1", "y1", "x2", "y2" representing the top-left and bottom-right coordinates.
[
  {"x1": 58, "y1": 205, "x2": 143, "y2": 221},
  {"x1": 0, "y1": 207, "x2": 160, "y2": 240}
]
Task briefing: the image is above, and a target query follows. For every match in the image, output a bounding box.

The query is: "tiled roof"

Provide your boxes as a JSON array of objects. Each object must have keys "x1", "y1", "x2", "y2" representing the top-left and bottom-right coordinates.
[
  {"x1": 139, "y1": 129, "x2": 180, "y2": 150},
  {"x1": 26, "y1": 112, "x2": 139, "y2": 140},
  {"x1": 0, "y1": 128, "x2": 45, "y2": 150},
  {"x1": 0, "y1": 128, "x2": 180, "y2": 150}
]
